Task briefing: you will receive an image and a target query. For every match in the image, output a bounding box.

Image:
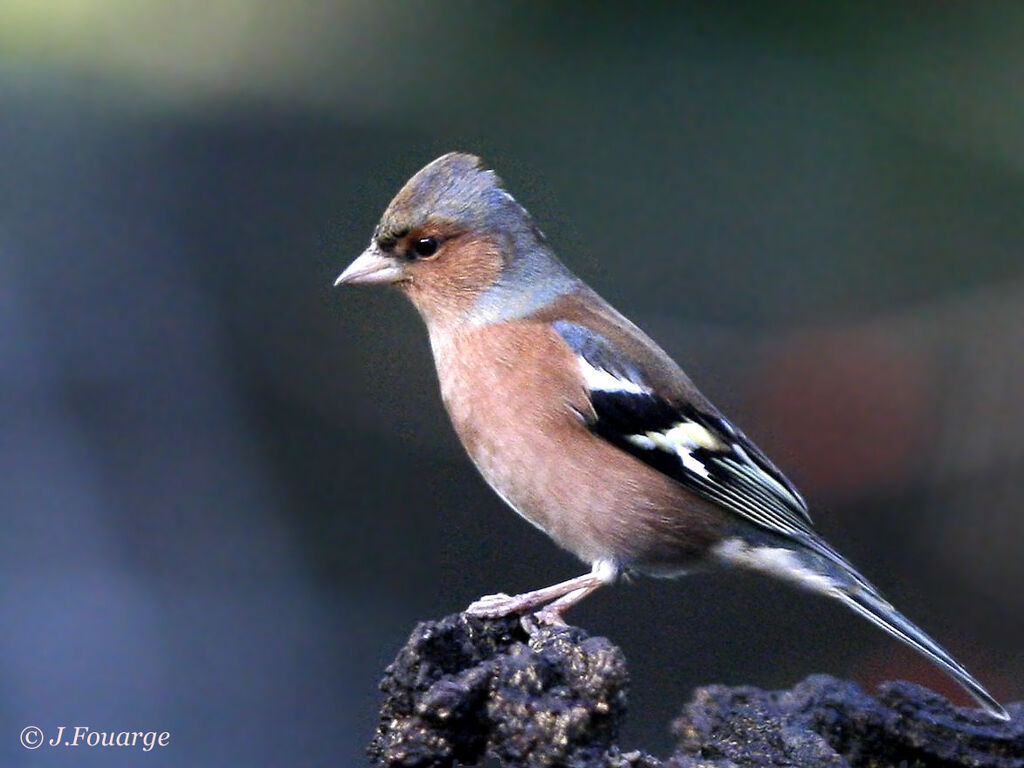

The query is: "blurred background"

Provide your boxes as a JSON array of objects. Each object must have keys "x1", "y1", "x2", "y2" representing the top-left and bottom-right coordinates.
[{"x1": 1, "y1": 2, "x2": 1022, "y2": 765}]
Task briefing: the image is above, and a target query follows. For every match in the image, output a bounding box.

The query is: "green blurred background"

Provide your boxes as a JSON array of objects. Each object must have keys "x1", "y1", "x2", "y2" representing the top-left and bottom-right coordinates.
[{"x1": 1, "y1": 3, "x2": 1021, "y2": 765}]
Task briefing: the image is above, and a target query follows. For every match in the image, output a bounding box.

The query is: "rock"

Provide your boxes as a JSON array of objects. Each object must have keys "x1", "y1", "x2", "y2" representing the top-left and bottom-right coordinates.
[{"x1": 367, "y1": 614, "x2": 1022, "y2": 767}]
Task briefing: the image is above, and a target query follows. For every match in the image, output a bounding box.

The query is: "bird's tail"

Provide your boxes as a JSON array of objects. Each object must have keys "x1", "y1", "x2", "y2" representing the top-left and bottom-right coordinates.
[
  {"x1": 716, "y1": 536, "x2": 1009, "y2": 721},
  {"x1": 832, "y1": 581, "x2": 1008, "y2": 720}
]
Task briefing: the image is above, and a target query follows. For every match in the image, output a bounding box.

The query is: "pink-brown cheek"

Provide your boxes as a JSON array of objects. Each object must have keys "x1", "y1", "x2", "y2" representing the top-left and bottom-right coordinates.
[{"x1": 401, "y1": 238, "x2": 504, "y2": 324}]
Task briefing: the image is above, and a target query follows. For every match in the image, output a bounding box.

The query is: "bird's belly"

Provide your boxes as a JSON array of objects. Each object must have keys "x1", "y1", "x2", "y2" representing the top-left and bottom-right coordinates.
[
  {"x1": 434, "y1": 324, "x2": 726, "y2": 569},
  {"x1": 467, "y1": 416, "x2": 721, "y2": 566}
]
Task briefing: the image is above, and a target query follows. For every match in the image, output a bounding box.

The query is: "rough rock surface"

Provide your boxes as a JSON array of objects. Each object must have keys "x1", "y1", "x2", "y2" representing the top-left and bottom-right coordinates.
[{"x1": 367, "y1": 613, "x2": 1022, "y2": 767}]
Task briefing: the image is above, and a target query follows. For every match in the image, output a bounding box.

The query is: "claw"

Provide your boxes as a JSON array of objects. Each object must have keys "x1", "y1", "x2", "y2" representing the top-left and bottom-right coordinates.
[
  {"x1": 532, "y1": 607, "x2": 568, "y2": 627},
  {"x1": 465, "y1": 592, "x2": 517, "y2": 618}
]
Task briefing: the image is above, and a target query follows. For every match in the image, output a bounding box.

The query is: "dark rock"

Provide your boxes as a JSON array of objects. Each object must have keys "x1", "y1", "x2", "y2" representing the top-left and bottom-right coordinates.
[
  {"x1": 368, "y1": 614, "x2": 1022, "y2": 767},
  {"x1": 670, "y1": 675, "x2": 1023, "y2": 767},
  {"x1": 367, "y1": 613, "x2": 637, "y2": 768}
]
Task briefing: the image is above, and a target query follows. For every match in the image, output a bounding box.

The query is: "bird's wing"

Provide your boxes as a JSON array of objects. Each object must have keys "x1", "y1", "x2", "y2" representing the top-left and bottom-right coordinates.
[{"x1": 553, "y1": 320, "x2": 815, "y2": 540}]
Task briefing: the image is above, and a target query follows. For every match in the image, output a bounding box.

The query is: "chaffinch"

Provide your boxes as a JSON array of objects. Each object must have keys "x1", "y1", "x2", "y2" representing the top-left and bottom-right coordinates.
[{"x1": 336, "y1": 152, "x2": 1008, "y2": 720}]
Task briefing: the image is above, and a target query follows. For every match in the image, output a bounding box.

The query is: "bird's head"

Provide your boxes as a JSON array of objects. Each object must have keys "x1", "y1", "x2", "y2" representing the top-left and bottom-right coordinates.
[{"x1": 336, "y1": 152, "x2": 578, "y2": 329}]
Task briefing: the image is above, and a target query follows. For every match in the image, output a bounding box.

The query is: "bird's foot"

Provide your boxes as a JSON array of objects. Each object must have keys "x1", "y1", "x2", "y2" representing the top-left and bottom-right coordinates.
[
  {"x1": 464, "y1": 592, "x2": 521, "y2": 618},
  {"x1": 518, "y1": 611, "x2": 566, "y2": 637},
  {"x1": 464, "y1": 569, "x2": 612, "y2": 622},
  {"x1": 466, "y1": 592, "x2": 568, "y2": 635},
  {"x1": 530, "y1": 607, "x2": 568, "y2": 627}
]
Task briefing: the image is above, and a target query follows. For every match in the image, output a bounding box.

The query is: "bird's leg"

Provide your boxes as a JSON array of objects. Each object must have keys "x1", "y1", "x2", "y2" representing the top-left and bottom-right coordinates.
[
  {"x1": 464, "y1": 573, "x2": 598, "y2": 618},
  {"x1": 464, "y1": 560, "x2": 616, "y2": 619},
  {"x1": 532, "y1": 580, "x2": 606, "y2": 626}
]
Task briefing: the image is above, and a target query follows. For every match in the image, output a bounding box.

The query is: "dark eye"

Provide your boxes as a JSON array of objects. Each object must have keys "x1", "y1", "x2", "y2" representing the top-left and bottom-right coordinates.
[{"x1": 412, "y1": 237, "x2": 439, "y2": 258}]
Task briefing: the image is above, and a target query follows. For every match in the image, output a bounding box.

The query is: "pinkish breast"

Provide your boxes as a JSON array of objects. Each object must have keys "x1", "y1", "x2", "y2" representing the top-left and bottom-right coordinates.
[{"x1": 429, "y1": 321, "x2": 727, "y2": 570}]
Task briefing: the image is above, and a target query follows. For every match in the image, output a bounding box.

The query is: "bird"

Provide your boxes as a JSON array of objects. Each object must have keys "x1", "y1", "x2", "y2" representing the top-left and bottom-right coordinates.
[{"x1": 335, "y1": 151, "x2": 1008, "y2": 721}]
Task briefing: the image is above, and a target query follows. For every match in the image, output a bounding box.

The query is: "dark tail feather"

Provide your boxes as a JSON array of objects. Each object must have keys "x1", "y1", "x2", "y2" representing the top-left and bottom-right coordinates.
[
  {"x1": 715, "y1": 536, "x2": 1009, "y2": 720},
  {"x1": 833, "y1": 585, "x2": 1009, "y2": 721}
]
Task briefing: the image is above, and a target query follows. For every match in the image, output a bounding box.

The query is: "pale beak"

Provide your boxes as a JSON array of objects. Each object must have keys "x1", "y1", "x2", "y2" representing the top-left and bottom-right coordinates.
[{"x1": 334, "y1": 246, "x2": 404, "y2": 286}]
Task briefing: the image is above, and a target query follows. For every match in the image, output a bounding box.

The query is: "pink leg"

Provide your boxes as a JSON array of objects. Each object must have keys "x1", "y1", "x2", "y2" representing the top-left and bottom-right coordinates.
[{"x1": 464, "y1": 561, "x2": 617, "y2": 621}]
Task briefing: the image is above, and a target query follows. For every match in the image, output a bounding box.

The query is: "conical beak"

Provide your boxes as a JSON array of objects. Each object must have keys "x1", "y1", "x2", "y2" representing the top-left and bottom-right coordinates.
[{"x1": 334, "y1": 245, "x2": 404, "y2": 286}]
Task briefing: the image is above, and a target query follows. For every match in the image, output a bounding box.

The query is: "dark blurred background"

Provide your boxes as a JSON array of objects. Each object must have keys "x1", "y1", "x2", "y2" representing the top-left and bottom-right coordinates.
[{"x1": 1, "y1": 3, "x2": 1022, "y2": 765}]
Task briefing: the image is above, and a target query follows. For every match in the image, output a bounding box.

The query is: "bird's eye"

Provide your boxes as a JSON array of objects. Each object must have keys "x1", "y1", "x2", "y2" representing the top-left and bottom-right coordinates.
[{"x1": 412, "y1": 237, "x2": 439, "y2": 258}]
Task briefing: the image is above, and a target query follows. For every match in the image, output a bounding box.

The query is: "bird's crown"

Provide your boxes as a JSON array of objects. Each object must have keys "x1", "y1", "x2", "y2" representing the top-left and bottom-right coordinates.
[{"x1": 373, "y1": 152, "x2": 528, "y2": 247}]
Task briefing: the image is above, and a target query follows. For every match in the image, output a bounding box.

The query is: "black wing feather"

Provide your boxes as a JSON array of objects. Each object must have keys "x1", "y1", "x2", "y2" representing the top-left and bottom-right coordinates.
[{"x1": 554, "y1": 321, "x2": 815, "y2": 540}]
